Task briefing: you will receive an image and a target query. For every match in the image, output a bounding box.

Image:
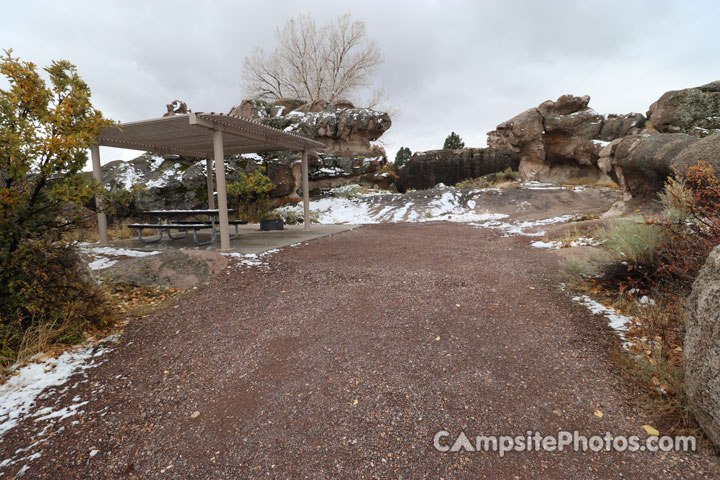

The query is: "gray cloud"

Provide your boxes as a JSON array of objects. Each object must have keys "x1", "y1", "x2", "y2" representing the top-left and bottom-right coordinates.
[{"x1": 2, "y1": 0, "x2": 718, "y2": 163}]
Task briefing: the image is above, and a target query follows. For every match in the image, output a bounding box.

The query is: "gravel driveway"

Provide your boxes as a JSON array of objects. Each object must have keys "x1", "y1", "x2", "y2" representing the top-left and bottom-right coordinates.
[{"x1": 1, "y1": 223, "x2": 717, "y2": 478}]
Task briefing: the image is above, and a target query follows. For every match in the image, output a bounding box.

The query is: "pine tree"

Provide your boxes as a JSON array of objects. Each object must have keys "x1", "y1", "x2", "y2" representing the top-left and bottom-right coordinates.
[
  {"x1": 393, "y1": 146, "x2": 412, "y2": 170},
  {"x1": 443, "y1": 132, "x2": 465, "y2": 149}
]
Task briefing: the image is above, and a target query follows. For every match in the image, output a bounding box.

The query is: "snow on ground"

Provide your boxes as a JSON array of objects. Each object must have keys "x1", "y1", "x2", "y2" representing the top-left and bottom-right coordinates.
[
  {"x1": 471, "y1": 214, "x2": 580, "y2": 237},
  {"x1": 531, "y1": 237, "x2": 601, "y2": 249},
  {"x1": 0, "y1": 337, "x2": 116, "y2": 472},
  {"x1": 79, "y1": 244, "x2": 160, "y2": 271},
  {"x1": 275, "y1": 188, "x2": 508, "y2": 225},
  {"x1": 571, "y1": 294, "x2": 633, "y2": 348},
  {"x1": 222, "y1": 248, "x2": 280, "y2": 269}
]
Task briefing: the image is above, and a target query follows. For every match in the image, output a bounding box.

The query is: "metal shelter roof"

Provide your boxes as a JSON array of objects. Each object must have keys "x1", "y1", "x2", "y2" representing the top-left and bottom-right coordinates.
[{"x1": 97, "y1": 112, "x2": 324, "y2": 157}]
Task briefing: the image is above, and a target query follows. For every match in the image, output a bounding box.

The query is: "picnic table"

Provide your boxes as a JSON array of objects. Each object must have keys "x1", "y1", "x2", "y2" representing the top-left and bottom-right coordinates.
[{"x1": 128, "y1": 209, "x2": 247, "y2": 245}]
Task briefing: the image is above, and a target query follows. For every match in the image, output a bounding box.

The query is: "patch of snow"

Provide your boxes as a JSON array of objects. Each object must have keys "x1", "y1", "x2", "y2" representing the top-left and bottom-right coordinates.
[
  {"x1": 79, "y1": 245, "x2": 160, "y2": 258},
  {"x1": 33, "y1": 401, "x2": 88, "y2": 422},
  {"x1": 89, "y1": 449, "x2": 99, "y2": 457},
  {"x1": 79, "y1": 245, "x2": 160, "y2": 271},
  {"x1": 531, "y1": 240, "x2": 563, "y2": 249},
  {"x1": 592, "y1": 139, "x2": 611, "y2": 147},
  {"x1": 240, "y1": 153, "x2": 263, "y2": 162},
  {"x1": 0, "y1": 339, "x2": 114, "y2": 438},
  {"x1": 116, "y1": 164, "x2": 143, "y2": 191},
  {"x1": 572, "y1": 294, "x2": 633, "y2": 347},
  {"x1": 87, "y1": 257, "x2": 118, "y2": 271},
  {"x1": 639, "y1": 295, "x2": 656, "y2": 306},
  {"x1": 532, "y1": 237, "x2": 600, "y2": 249},
  {"x1": 473, "y1": 214, "x2": 578, "y2": 237},
  {"x1": 148, "y1": 155, "x2": 165, "y2": 170},
  {"x1": 145, "y1": 164, "x2": 182, "y2": 189}
]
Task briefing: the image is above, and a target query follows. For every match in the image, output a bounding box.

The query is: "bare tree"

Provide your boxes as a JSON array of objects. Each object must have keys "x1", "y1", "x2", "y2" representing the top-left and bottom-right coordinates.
[{"x1": 242, "y1": 13, "x2": 382, "y2": 104}]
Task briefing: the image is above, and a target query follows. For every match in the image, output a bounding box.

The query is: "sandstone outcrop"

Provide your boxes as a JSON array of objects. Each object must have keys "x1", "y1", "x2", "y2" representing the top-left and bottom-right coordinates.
[
  {"x1": 229, "y1": 98, "x2": 391, "y2": 158},
  {"x1": 685, "y1": 244, "x2": 720, "y2": 450},
  {"x1": 597, "y1": 133, "x2": 720, "y2": 198},
  {"x1": 487, "y1": 94, "x2": 645, "y2": 183},
  {"x1": 100, "y1": 98, "x2": 393, "y2": 211},
  {"x1": 395, "y1": 148, "x2": 521, "y2": 192}
]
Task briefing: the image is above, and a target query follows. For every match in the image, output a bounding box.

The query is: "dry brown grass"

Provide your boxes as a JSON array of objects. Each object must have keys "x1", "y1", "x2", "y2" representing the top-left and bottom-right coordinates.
[{"x1": 65, "y1": 218, "x2": 137, "y2": 243}]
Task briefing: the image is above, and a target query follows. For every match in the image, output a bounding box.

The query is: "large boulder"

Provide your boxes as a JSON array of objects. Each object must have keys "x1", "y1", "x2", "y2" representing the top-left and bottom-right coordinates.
[
  {"x1": 488, "y1": 94, "x2": 643, "y2": 183},
  {"x1": 487, "y1": 108, "x2": 546, "y2": 179},
  {"x1": 283, "y1": 108, "x2": 392, "y2": 158},
  {"x1": 97, "y1": 250, "x2": 228, "y2": 290},
  {"x1": 599, "y1": 133, "x2": 720, "y2": 198},
  {"x1": 685, "y1": 244, "x2": 720, "y2": 450},
  {"x1": 648, "y1": 81, "x2": 720, "y2": 136},
  {"x1": 228, "y1": 98, "x2": 392, "y2": 159},
  {"x1": 395, "y1": 147, "x2": 521, "y2": 192}
]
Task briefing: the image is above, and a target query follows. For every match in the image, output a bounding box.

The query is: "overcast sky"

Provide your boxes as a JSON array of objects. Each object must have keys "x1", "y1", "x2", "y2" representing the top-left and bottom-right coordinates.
[{"x1": 2, "y1": 0, "x2": 719, "y2": 165}]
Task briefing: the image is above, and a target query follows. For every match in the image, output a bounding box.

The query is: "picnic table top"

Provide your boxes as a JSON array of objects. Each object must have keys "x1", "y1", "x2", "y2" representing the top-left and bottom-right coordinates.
[{"x1": 141, "y1": 209, "x2": 234, "y2": 216}]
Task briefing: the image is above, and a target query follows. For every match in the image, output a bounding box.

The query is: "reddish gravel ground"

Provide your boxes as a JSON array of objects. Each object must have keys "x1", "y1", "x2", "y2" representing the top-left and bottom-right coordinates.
[{"x1": 1, "y1": 222, "x2": 718, "y2": 479}]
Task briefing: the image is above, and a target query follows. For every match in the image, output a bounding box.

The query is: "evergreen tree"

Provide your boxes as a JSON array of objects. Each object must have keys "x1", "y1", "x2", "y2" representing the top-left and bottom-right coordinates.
[
  {"x1": 443, "y1": 132, "x2": 465, "y2": 149},
  {"x1": 393, "y1": 146, "x2": 412, "y2": 170}
]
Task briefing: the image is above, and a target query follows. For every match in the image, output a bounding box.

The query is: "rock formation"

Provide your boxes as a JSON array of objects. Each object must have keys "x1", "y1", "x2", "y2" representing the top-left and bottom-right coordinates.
[
  {"x1": 230, "y1": 98, "x2": 392, "y2": 158},
  {"x1": 685, "y1": 244, "x2": 720, "y2": 450},
  {"x1": 487, "y1": 94, "x2": 645, "y2": 183},
  {"x1": 647, "y1": 81, "x2": 720, "y2": 136},
  {"x1": 100, "y1": 98, "x2": 393, "y2": 211},
  {"x1": 395, "y1": 148, "x2": 520, "y2": 192}
]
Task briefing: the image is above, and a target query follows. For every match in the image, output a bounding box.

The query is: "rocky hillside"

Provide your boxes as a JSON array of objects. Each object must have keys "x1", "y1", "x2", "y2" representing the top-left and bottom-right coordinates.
[
  {"x1": 483, "y1": 81, "x2": 720, "y2": 205},
  {"x1": 487, "y1": 94, "x2": 646, "y2": 183},
  {"x1": 395, "y1": 148, "x2": 520, "y2": 192},
  {"x1": 100, "y1": 98, "x2": 393, "y2": 211}
]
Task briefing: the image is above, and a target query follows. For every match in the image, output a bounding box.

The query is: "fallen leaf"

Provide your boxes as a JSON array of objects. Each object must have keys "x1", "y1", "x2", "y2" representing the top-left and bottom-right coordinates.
[
  {"x1": 642, "y1": 425, "x2": 659, "y2": 436},
  {"x1": 455, "y1": 304, "x2": 461, "y2": 307},
  {"x1": 594, "y1": 410, "x2": 604, "y2": 418},
  {"x1": 190, "y1": 411, "x2": 200, "y2": 419},
  {"x1": 163, "y1": 370, "x2": 169, "y2": 374},
  {"x1": 353, "y1": 399, "x2": 358, "y2": 406},
  {"x1": 652, "y1": 376, "x2": 660, "y2": 386},
  {"x1": 529, "y1": 286, "x2": 536, "y2": 290},
  {"x1": 435, "y1": 336, "x2": 441, "y2": 341}
]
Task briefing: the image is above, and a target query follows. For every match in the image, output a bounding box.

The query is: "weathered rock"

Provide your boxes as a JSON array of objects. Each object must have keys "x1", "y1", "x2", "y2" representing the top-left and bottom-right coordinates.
[
  {"x1": 609, "y1": 133, "x2": 715, "y2": 197},
  {"x1": 229, "y1": 99, "x2": 267, "y2": 120},
  {"x1": 97, "y1": 250, "x2": 228, "y2": 290},
  {"x1": 395, "y1": 147, "x2": 521, "y2": 192},
  {"x1": 488, "y1": 94, "x2": 641, "y2": 183},
  {"x1": 295, "y1": 99, "x2": 330, "y2": 113},
  {"x1": 648, "y1": 81, "x2": 720, "y2": 136},
  {"x1": 487, "y1": 108, "x2": 546, "y2": 179},
  {"x1": 599, "y1": 113, "x2": 646, "y2": 140},
  {"x1": 333, "y1": 99, "x2": 355, "y2": 110},
  {"x1": 685, "y1": 244, "x2": 720, "y2": 450},
  {"x1": 284, "y1": 108, "x2": 392, "y2": 157},
  {"x1": 538, "y1": 94, "x2": 590, "y2": 115}
]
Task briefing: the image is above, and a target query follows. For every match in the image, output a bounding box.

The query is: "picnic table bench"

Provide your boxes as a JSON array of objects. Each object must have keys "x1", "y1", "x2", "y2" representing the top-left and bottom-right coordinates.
[{"x1": 128, "y1": 209, "x2": 247, "y2": 245}]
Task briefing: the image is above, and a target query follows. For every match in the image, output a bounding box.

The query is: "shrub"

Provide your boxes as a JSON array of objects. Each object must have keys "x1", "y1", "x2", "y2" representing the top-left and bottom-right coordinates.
[
  {"x1": 562, "y1": 160, "x2": 720, "y2": 433},
  {"x1": 0, "y1": 242, "x2": 113, "y2": 366},
  {"x1": 377, "y1": 163, "x2": 398, "y2": 183},
  {"x1": 0, "y1": 51, "x2": 114, "y2": 366},
  {"x1": 227, "y1": 166, "x2": 275, "y2": 222},
  {"x1": 455, "y1": 167, "x2": 519, "y2": 189},
  {"x1": 599, "y1": 219, "x2": 663, "y2": 268}
]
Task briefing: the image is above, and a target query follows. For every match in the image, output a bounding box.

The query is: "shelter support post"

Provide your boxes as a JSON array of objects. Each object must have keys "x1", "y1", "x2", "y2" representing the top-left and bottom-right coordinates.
[
  {"x1": 212, "y1": 130, "x2": 231, "y2": 250},
  {"x1": 302, "y1": 150, "x2": 310, "y2": 231},
  {"x1": 205, "y1": 157, "x2": 215, "y2": 209},
  {"x1": 91, "y1": 145, "x2": 109, "y2": 245}
]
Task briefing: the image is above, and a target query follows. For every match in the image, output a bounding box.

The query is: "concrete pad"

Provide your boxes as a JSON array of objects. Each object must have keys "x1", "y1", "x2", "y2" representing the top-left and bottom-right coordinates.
[{"x1": 112, "y1": 224, "x2": 357, "y2": 255}]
